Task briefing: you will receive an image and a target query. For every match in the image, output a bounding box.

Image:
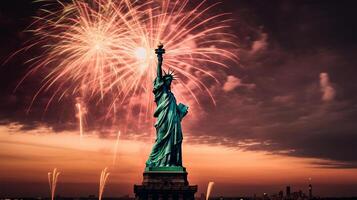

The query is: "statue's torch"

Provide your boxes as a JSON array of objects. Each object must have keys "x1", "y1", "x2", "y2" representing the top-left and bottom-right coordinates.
[{"x1": 155, "y1": 43, "x2": 165, "y2": 56}]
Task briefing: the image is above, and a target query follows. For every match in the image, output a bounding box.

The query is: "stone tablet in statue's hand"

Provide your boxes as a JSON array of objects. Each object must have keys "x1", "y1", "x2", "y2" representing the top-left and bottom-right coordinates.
[{"x1": 177, "y1": 103, "x2": 188, "y2": 120}]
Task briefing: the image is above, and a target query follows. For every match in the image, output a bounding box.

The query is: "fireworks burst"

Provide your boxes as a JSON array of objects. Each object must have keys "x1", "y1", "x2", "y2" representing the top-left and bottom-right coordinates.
[
  {"x1": 99, "y1": 167, "x2": 110, "y2": 200},
  {"x1": 48, "y1": 168, "x2": 60, "y2": 200},
  {"x1": 19, "y1": 0, "x2": 238, "y2": 127},
  {"x1": 206, "y1": 181, "x2": 215, "y2": 200},
  {"x1": 75, "y1": 98, "x2": 87, "y2": 140},
  {"x1": 112, "y1": 130, "x2": 121, "y2": 165}
]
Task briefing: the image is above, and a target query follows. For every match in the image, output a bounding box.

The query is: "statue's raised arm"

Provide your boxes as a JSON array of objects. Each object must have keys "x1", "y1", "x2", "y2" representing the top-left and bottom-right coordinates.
[{"x1": 155, "y1": 43, "x2": 165, "y2": 78}]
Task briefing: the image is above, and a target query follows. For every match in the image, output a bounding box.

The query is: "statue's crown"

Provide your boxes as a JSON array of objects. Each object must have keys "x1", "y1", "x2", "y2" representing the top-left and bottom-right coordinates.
[{"x1": 163, "y1": 68, "x2": 176, "y2": 80}]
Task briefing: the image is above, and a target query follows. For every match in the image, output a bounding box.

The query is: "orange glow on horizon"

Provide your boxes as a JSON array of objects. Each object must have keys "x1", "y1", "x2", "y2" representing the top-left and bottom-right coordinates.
[{"x1": 0, "y1": 124, "x2": 356, "y2": 197}]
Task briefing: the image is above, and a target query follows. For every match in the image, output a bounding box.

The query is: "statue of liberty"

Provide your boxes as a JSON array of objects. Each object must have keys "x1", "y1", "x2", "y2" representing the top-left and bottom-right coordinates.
[{"x1": 146, "y1": 43, "x2": 188, "y2": 170}]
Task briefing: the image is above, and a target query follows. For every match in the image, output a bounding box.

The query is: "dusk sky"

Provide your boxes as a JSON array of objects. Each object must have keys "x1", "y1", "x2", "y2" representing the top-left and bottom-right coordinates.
[{"x1": 1, "y1": 0, "x2": 357, "y2": 198}]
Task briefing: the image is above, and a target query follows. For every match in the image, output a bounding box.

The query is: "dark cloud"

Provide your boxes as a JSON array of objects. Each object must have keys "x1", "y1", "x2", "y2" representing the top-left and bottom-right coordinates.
[
  {"x1": 189, "y1": 43, "x2": 357, "y2": 167},
  {"x1": 187, "y1": 0, "x2": 357, "y2": 168},
  {"x1": 1, "y1": 0, "x2": 357, "y2": 169}
]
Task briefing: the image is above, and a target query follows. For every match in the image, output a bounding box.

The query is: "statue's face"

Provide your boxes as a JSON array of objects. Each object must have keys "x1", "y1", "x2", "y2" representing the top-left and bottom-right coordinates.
[
  {"x1": 164, "y1": 75, "x2": 173, "y2": 87},
  {"x1": 164, "y1": 78, "x2": 172, "y2": 87}
]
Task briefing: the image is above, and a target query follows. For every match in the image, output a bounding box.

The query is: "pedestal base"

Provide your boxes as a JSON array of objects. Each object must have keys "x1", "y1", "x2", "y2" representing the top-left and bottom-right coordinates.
[{"x1": 134, "y1": 168, "x2": 197, "y2": 200}]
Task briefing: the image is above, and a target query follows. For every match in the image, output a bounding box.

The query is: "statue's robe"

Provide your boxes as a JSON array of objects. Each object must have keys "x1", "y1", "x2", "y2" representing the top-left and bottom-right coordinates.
[{"x1": 146, "y1": 76, "x2": 188, "y2": 167}]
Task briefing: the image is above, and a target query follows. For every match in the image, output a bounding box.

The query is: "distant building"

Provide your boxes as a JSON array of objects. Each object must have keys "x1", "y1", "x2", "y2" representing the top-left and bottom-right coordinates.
[
  {"x1": 278, "y1": 190, "x2": 283, "y2": 199},
  {"x1": 286, "y1": 186, "x2": 291, "y2": 199},
  {"x1": 263, "y1": 192, "x2": 269, "y2": 200},
  {"x1": 200, "y1": 193, "x2": 206, "y2": 200},
  {"x1": 308, "y1": 184, "x2": 312, "y2": 199}
]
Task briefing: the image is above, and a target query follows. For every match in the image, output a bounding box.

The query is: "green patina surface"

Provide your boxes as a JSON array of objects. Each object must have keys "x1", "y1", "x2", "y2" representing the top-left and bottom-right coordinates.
[{"x1": 146, "y1": 45, "x2": 188, "y2": 169}]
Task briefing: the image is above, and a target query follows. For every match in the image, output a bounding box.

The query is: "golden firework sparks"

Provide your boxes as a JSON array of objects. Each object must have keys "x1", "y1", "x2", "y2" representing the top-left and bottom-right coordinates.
[
  {"x1": 18, "y1": 0, "x2": 238, "y2": 126},
  {"x1": 48, "y1": 168, "x2": 60, "y2": 200}
]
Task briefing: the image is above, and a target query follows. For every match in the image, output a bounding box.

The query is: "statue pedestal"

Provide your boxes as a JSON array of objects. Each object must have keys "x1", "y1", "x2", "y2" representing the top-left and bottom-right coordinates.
[{"x1": 134, "y1": 167, "x2": 197, "y2": 200}]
